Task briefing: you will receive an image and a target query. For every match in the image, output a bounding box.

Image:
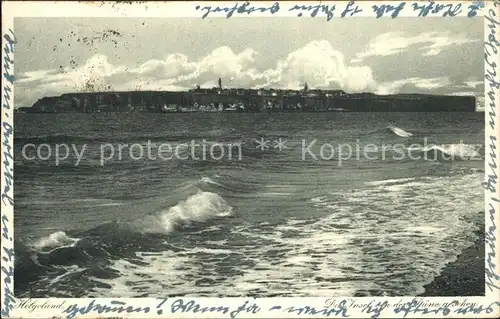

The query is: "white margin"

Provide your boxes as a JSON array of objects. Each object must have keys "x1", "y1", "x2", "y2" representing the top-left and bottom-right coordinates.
[{"x1": 1, "y1": 1, "x2": 499, "y2": 318}]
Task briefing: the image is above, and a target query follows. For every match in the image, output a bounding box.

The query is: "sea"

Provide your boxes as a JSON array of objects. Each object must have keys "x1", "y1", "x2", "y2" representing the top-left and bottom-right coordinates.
[{"x1": 13, "y1": 111, "x2": 485, "y2": 298}]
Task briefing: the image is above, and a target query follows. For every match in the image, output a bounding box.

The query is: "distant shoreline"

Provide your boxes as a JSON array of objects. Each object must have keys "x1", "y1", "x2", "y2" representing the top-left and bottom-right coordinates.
[{"x1": 19, "y1": 89, "x2": 477, "y2": 113}]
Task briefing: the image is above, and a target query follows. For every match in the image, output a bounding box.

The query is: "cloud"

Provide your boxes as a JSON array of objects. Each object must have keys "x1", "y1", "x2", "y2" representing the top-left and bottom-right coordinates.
[
  {"x1": 132, "y1": 53, "x2": 197, "y2": 78},
  {"x1": 260, "y1": 40, "x2": 376, "y2": 92},
  {"x1": 17, "y1": 39, "x2": 478, "y2": 108},
  {"x1": 199, "y1": 46, "x2": 257, "y2": 77},
  {"x1": 352, "y1": 31, "x2": 479, "y2": 62},
  {"x1": 16, "y1": 54, "x2": 131, "y2": 107},
  {"x1": 17, "y1": 40, "x2": 382, "y2": 107}
]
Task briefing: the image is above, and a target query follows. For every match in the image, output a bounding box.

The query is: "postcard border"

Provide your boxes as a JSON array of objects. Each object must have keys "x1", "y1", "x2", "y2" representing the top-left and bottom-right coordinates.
[{"x1": 1, "y1": 1, "x2": 499, "y2": 318}]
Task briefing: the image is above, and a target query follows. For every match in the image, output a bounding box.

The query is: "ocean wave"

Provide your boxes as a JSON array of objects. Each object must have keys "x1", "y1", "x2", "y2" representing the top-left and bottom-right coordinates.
[
  {"x1": 365, "y1": 177, "x2": 418, "y2": 186},
  {"x1": 387, "y1": 125, "x2": 413, "y2": 137},
  {"x1": 198, "y1": 174, "x2": 263, "y2": 195},
  {"x1": 32, "y1": 231, "x2": 80, "y2": 251},
  {"x1": 200, "y1": 176, "x2": 227, "y2": 189},
  {"x1": 18, "y1": 170, "x2": 484, "y2": 298},
  {"x1": 407, "y1": 143, "x2": 483, "y2": 160},
  {"x1": 15, "y1": 189, "x2": 233, "y2": 296},
  {"x1": 301, "y1": 173, "x2": 484, "y2": 296},
  {"x1": 359, "y1": 125, "x2": 416, "y2": 139},
  {"x1": 134, "y1": 191, "x2": 233, "y2": 234}
]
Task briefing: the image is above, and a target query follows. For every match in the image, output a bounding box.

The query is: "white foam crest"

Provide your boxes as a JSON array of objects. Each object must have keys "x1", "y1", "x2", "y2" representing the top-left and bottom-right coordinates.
[
  {"x1": 204, "y1": 239, "x2": 228, "y2": 245},
  {"x1": 236, "y1": 230, "x2": 288, "y2": 245},
  {"x1": 408, "y1": 144, "x2": 482, "y2": 159},
  {"x1": 433, "y1": 144, "x2": 481, "y2": 158},
  {"x1": 91, "y1": 248, "x2": 249, "y2": 297},
  {"x1": 404, "y1": 226, "x2": 446, "y2": 234},
  {"x1": 388, "y1": 125, "x2": 413, "y2": 137},
  {"x1": 383, "y1": 181, "x2": 432, "y2": 192},
  {"x1": 138, "y1": 191, "x2": 233, "y2": 234},
  {"x1": 91, "y1": 252, "x2": 194, "y2": 297},
  {"x1": 224, "y1": 228, "x2": 372, "y2": 296},
  {"x1": 32, "y1": 231, "x2": 79, "y2": 250},
  {"x1": 200, "y1": 176, "x2": 224, "y2": 187},
  {"x1": 193, "y1": 225, "x2": 223, "y2": 234},
  {"x1": 188, "y1": 247, "x2": 236, "y2": 255},
  {"x1": 256, "y1": 192, "x2": 294, "y2": 197},
  {"x1": 25, "y1": 265, "x2": 87, "y2": 297},
  {"x1": 365, "y1": 177, "x2": 416, "y2": 186},
  {"x1": 310, "y1": 196, "x2": 328, "y2": 203}
]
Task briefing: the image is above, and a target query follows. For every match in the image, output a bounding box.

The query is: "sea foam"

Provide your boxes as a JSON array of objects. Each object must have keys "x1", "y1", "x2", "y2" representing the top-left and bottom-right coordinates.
[
  {"x1": 137, "y1": 191, "x2": 233, "y2": 234},
  {"x1": 388, "y1": 125, "x2": 413, "y2": 137}
]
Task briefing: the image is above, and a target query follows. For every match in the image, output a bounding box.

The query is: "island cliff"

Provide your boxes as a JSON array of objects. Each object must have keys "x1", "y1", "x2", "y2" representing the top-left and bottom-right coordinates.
[{"x1": 22, "y1": 87, "x2": 476, "y2": 113}]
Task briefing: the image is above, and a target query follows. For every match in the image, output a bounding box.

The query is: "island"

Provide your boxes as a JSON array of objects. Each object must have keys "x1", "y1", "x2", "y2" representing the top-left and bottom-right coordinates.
[{"x1": 18, "y1": 82, "x2": 477, "y2": 113}]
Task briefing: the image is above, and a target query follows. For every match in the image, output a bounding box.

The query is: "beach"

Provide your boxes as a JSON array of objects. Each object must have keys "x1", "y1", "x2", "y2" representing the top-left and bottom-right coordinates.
[{"x1": 421, "y1": 218, "x2": 485, "y2": 296}]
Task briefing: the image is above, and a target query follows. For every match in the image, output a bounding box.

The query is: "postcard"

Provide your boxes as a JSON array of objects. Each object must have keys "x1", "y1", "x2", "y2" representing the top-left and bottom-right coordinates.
[{"x1": 1, "y1": 1, "x2": 499, "y2": 318}]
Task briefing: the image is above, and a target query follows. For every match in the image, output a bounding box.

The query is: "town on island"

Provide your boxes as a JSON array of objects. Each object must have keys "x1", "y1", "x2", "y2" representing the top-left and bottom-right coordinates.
[{"x1": 19, "y1": 78, "x2": 477, "y2": 113}]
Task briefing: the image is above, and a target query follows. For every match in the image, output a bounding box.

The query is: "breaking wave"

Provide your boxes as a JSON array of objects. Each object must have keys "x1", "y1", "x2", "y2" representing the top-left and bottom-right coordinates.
[
  {"x1": 14, "y1": 189, "x2": 233, "y2": 297},
  {"x1": 407, "y1": 143, "x2": 483, "y2": 160},
  {"x1": 32, "y1": 231, "x2": 79, "y2": 251},
  {"x1": 135, "y1": 191, "x2": 233, "y2": 234},
  {"x1": 387, "y1": 125, "x2": 413, "y2": 137}
]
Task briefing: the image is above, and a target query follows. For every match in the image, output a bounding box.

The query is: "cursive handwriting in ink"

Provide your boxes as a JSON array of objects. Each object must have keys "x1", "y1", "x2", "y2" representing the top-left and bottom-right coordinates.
[
  {"x1": 372, "y1": 2, "x2": 406, "y2": 18},
  {"x1": 229, "y1": 300, "x2": 261, "y2": 319},
  {"x1": 454, "y1": 302, "x2": 500, "y2": 315},
  {"x1": 394, "y1": 299, "x2": 458, "y2": 317},
  {"x1": 281, "y1": 299, "x2": 349, "y2": 317},
  {"x1": 468, "y1": 1, "x2": 485, "y2": 17},
  {"x1": 483, "y1": 4, "x2": 500, "y2": 293},
  {"x1": 2, "y1": 121, "x2": 13, "y2": 207},
  {"x1": 195, "y1": 1, "x2": 280, "y2": 19},
  {"x1": 63, "y1": 300, "x2": 151, "y2": 319},
  {"x1": 412, "y1": 1, "x2": 462, "y2": 17},
  {"x1": 3, "y1": 29, "x2": 16, "y2": 86},
  {"x1": 0, "y1": 258, "x2": 15, "y2": 318},
  {"x1": 485, "y1": 200, "x2": 500, "y2": 292},
  {"x1": 1, "y1": 28, "x2": 16, "y2": 319},
  {"x1": 341, "y1": 1, "x2": 362, "y2": 17},
  {"x1": 484, "y1": 5, "x2": 500, "y2": 133},
  {"x1": 1, "y1": 29, "x2": 15, "y2": 206},
  {"x1": 361, "y1": 300, "x2": 389, "y2": 319},
  {"x1": 170, "y1": 299, "x2": 230, "y2": 315},
  {"x1": 288, "y1": 3, "x2": 336, "y2": 21},
  {"x1": 394, "y1": 299, "x2": 500, "y2": 317}
]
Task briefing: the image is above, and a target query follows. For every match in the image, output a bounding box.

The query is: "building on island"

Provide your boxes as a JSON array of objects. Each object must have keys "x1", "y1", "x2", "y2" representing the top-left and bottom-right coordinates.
[{"x1": 27, "y1": 78, "x2": 476, "y2": 113}]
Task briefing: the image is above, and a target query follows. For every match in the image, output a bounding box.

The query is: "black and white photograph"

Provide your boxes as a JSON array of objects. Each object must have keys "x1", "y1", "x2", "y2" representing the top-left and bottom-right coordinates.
[{"x1": 10, "y1": 9, "x2": 488, "y2": 301}]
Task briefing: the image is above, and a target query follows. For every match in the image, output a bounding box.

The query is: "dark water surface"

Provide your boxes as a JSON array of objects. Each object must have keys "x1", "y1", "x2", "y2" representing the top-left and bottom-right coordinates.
[{"x1": 14, "y1": 112, "x2": 484, "y2": 297}]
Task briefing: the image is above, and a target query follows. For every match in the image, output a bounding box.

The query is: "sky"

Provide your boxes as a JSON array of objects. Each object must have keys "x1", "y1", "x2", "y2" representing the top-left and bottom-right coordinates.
[{"x1": 14, "y1": 17, "x2": 484, "y2": 108}]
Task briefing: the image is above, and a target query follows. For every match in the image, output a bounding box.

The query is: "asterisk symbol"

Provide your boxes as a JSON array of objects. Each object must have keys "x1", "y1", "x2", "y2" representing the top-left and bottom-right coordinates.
[
  {"x1": 274, "y1": 138, "x2": 287, "y2": 151},
  {"x1": 255, "y1": 137, "x2": 270, "y2": 151}
]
